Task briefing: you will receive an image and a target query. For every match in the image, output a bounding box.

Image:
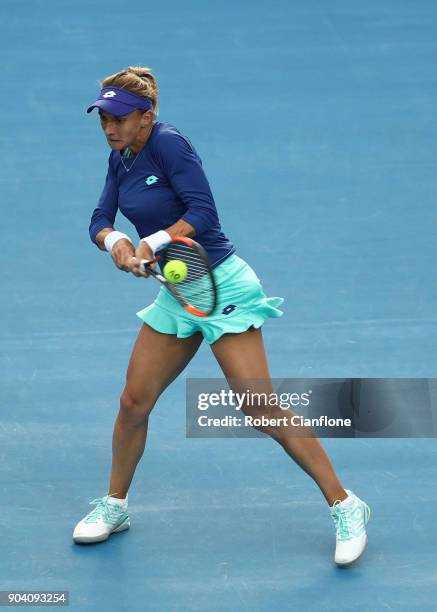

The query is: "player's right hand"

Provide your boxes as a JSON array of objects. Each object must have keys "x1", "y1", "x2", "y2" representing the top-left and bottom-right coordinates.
[{"x1": 111, "y1": 239, "x2": 137, "y2": 273}]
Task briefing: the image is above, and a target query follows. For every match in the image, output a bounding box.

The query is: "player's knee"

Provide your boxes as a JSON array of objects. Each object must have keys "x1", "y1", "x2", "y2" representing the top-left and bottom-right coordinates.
[
  {"x1": 253, "y1": 421, "x2": 282, "y2": 441},
  {"x1": 119, "y1": 388, "x2": 155, "y2": 425},
  {"x1": 240, "y1": 405, "x2": 284, "y2": 442}
]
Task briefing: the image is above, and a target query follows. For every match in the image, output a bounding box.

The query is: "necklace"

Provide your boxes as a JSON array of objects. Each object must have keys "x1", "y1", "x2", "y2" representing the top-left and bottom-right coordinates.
[
  {"x1": 120, "y1": 124, "x2": 155, "y2": 172},
  {"x1": 120, "y1": 147, "x2": 142, "y2": 173}
]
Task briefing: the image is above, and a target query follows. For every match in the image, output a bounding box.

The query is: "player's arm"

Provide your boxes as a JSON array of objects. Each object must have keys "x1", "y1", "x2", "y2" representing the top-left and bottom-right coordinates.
[
  {"x1": 95, "y1": 227, "x2": 137, "y2": 251},
  {"x1": 155, "y1": 132, "x2": 220, "y2": 237},
  {"x1": 90, "y1": 160, "x2": 136, "y2": 271},
  {"x1": 95, "y1": 227, "x2": 115, "y2": 250},
  {"x1": 130, "y1": 218, "x2": 196, "y2": 279},
  {"x1": 89, "y1": 157, "x2": 120, "y2": 250},
  {"x1": 132, "y1": 133, "x2": 213, "y2": 278},
  {"x1": 163, "y1": 218, "x2": 196, "y2": 239},
  {"x1": 94, "y1": 227, "x2": 135, "y2": 273},
  {"x1": 131, "y1": 219, "x2": 196, "y2": 277}
]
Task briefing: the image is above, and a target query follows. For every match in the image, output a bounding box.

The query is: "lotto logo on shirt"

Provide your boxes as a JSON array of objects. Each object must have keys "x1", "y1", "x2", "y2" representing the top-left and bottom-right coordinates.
[{"x1": 145, "y1": 175, "x2": 158, "y2": 186}]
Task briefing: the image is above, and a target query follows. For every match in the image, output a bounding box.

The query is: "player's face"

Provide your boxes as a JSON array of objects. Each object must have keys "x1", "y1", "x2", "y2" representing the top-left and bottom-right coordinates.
[{"x1": 98, "y1": 109, "x2": 153, "y2": 153}]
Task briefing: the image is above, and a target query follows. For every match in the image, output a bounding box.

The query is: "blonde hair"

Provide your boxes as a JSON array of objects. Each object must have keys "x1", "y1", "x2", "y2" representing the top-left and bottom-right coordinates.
[{"x1": 100, "y1": 66, "x2": 159, "y2": 120}]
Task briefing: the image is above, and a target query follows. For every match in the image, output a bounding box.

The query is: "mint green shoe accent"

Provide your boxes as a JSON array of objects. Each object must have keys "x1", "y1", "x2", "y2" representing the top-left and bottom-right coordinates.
[
  {"x1": 84, "y1": 495, "x2": 129, "y2": 527},
  {"x1": 331, "y1": 495, "x2": 371, "y2": 541}
]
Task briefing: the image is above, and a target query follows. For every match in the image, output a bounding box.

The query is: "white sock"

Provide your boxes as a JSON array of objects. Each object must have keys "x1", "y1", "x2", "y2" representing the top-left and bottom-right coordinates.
[
  {"x1": 107, "y1": 494, "x2": 128, "y2": 509},
  {"x1": 331, "y1": 490, "x2": 354, "y2": 509},
  {"x1": 338, "y1": 491, "x2": 354, "y2": 508}
]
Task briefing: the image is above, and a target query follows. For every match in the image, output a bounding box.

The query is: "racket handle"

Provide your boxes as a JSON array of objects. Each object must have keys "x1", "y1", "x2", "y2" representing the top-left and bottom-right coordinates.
[
  {"x1": 139, "y1": 258, "x2": 156, "y2": 273},
  {"x1": 140, "y1": 258, "x2": 167, "y2": 284}
]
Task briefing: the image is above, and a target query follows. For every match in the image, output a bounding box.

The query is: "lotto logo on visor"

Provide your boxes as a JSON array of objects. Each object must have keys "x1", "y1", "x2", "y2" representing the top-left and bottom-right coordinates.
[{"x1": 86, "y1": 86, "x2": 153, "y2": 116}]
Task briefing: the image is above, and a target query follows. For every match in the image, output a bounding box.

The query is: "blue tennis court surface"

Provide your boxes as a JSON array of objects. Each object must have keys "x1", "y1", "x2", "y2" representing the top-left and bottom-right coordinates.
[{"x1": 1, "y1": 0, "x2": 437, "y2": 609}]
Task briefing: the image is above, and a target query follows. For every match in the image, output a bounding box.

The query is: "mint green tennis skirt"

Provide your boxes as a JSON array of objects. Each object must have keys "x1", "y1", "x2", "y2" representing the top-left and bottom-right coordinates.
[{"x1": 136, "y1": 253, "x2": 284, "y2": 345}]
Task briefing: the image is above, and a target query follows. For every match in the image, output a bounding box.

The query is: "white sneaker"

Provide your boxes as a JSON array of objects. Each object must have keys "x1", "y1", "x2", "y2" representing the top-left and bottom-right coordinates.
[
  {"x1": 73, "y1": 495, "x2": 130, "y2": 544},
  {"x1": 330, "y1": 489, "x2": 371, "y2": 566}
]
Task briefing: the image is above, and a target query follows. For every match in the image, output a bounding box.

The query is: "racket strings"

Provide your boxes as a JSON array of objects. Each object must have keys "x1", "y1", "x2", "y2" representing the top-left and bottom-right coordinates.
[{"x1": 161, "y1": 242, "x2": 215, "y2": 311}]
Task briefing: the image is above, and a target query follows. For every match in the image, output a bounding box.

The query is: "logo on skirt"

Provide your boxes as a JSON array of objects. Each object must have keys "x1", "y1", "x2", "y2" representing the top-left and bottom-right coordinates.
[{"x1": 222, "y1": 304, "x2": 237, "y2": 315}]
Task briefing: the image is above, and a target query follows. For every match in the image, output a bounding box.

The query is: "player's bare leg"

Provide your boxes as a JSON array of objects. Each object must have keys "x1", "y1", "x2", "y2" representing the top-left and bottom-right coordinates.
[
  {"x1": 108, "y1": 324, "x2": 204, "y2": 498},
  {"x1": 210, "y1": 326, "x2": 347, "y2": 506}
]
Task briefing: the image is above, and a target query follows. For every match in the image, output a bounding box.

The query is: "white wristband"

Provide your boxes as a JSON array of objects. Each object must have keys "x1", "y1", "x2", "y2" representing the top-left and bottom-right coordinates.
[
  {"x1": 141, "y1": 230, "x2": 172, "y2": 254},
  {"x1": 104, "y1": 231, "x2": 133, "y2": 253}
]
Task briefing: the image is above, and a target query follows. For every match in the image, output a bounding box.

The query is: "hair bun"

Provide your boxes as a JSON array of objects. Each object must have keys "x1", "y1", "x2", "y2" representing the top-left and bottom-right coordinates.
[{"x1": 100, "y1": 66, "x2": 159, "y2": 119}]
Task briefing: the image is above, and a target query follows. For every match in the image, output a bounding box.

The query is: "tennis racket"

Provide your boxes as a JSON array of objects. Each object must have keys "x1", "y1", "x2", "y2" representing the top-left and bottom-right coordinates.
[{"x1": 140, "y1": 236, "x2": 218, "y2": 317}]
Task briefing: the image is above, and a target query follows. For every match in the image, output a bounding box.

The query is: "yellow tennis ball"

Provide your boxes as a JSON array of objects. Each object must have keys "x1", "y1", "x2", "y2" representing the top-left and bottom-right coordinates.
[{"x1": 163, "y1": 259, "x2": 188, "y2": 283}]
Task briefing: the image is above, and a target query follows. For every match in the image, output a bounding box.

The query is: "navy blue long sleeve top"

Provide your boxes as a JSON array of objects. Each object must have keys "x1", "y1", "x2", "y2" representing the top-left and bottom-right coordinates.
[{"x1": 89, "y1": 122, "x2": 235, "y2": 268}]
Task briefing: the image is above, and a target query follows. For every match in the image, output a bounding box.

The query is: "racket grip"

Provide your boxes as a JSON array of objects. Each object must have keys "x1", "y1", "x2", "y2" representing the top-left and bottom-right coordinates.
[{"x1": 140, "y1": 258, "x2": 156, "y2": 273}]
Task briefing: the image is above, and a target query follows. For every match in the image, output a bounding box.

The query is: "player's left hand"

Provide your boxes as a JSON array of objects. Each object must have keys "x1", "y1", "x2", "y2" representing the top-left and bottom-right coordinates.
[{"x1": 130, "y1": 241, "x2": 157, "y2": 278}]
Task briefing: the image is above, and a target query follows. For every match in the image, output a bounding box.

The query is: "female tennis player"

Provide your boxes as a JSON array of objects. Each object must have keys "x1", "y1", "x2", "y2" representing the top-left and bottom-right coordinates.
[{"x1": 73, "y1": 66, "x2": 371, "y2": 565}]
